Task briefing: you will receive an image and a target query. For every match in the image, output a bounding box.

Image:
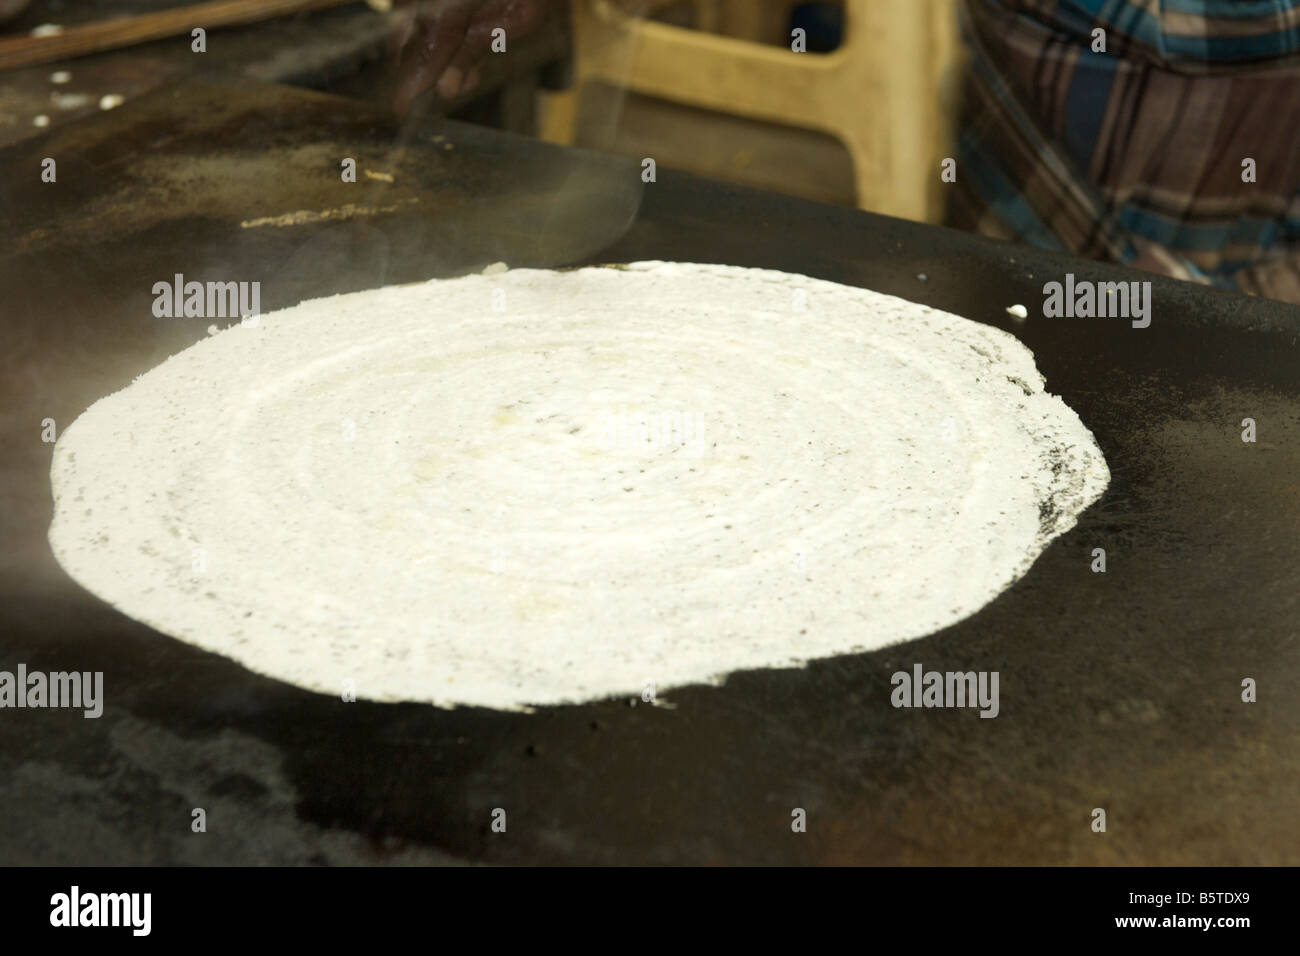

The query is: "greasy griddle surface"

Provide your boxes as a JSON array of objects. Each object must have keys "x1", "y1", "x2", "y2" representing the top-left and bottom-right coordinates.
[{"x1": 1, "y1": 78, "x2": 1297, "y2": 864}]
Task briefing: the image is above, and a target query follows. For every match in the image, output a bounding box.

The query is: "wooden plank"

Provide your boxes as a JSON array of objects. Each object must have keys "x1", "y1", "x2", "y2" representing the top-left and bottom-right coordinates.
[{"x1": 0, "y1": 0, "x2": 358, "y2": 72}]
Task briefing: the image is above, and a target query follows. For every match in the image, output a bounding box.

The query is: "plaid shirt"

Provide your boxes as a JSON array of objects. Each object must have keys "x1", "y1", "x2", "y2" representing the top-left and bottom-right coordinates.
[{"x1": 945, "y1": 0, "x2": 1300, "y2": 304}]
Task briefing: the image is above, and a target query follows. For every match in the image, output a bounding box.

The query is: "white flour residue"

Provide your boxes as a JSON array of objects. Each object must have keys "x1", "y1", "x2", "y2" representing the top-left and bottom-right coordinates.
[{"x1": 48, "y1": 262, "x2": 1109, "y2": 709}]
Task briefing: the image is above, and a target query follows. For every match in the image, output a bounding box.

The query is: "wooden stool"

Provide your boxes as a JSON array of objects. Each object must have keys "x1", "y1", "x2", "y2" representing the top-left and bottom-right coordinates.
[{"x1": 538, "y1": 0, "x2": 961, "y2": 223}]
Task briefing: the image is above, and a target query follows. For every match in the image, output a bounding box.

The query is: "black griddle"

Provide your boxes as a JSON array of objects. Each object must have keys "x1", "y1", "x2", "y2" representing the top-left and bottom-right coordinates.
[{"x1": 2, "y1": 77, "x2": 1297, "y2": 865}]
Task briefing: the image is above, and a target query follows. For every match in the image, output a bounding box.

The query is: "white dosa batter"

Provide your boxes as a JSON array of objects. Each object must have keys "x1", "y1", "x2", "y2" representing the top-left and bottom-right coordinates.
[{"x1": 48, "y1": 262, "x2": 1109, "y2": 708}]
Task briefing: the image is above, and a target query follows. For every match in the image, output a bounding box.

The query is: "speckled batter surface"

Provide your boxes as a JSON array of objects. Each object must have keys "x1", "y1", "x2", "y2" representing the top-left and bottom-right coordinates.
[{"x1": 47, "y1": 262, "x2": 1109, "y2": 709}]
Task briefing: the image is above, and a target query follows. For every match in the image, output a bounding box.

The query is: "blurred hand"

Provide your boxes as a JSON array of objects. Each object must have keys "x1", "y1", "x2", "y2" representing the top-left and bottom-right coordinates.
[{"x1": 391, "y1": 0, "x2": 550, "y2": 116}]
